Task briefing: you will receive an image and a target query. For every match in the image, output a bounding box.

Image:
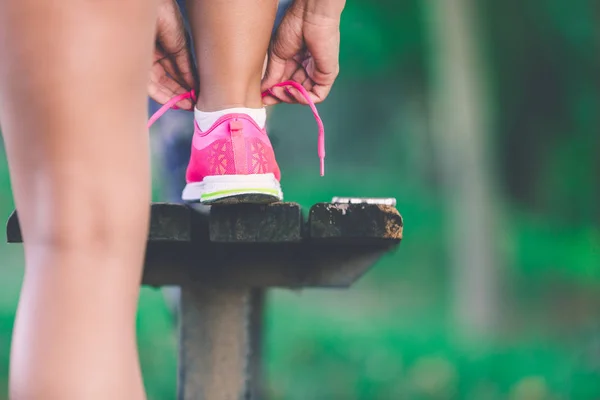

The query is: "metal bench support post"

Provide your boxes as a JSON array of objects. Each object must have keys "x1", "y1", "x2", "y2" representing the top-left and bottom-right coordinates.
[{"x1": 179, "y1": 284, "x2": 254, "y2": 400}]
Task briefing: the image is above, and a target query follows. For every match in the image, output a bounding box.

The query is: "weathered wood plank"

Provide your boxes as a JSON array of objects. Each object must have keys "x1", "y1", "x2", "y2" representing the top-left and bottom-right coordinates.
[
  {"x1": 8, "y1": 202, "x2": 402, "y2": 244},
  {"x1": 7, "y1": 202, "x2": 403, "y2": 287},
  {"x1": 208, "y1": 202, "x2": 303, "y2": 243},
  {"x1": 150, "y1": 203, "x2": 192, "y2": 241},
  {"x1": 308, "y1": 203, "x2": 403, "y2": 242},
  {"x1": 6, "y1": 203, "x2": 193, "y2": 243},
  {"x1": 142, "y1": 242, "x2": 396, "y2": 288}
]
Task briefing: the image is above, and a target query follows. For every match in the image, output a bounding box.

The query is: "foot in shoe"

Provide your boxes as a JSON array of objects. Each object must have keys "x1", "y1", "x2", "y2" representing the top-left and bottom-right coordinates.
[
  {"x1": 147, "y1": 81, "x2": 325, "y2": 204},
  {"x1": 182, "y1": 110, "x2": 283, "y2": 204}
]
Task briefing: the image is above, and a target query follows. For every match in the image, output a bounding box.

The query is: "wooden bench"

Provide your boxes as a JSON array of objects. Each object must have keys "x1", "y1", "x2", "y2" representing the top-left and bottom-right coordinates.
[{"x1": 6, "y1": 201, "x2": 403, "y2": 400}]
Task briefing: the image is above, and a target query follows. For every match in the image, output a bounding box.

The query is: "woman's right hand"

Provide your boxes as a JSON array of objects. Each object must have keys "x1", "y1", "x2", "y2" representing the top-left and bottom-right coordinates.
[
  {"x1": 149, "y1": 0, "x2": 197, "y2": 110},
  {"x1": 261, "y1": 0, "x2": 346, "y2": 105}
]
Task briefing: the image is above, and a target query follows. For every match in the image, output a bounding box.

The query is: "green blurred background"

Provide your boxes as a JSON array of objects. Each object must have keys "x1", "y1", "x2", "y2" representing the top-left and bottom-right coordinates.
[{"x1": 1, "y1": 0, "x2": 600, "y2": 398}]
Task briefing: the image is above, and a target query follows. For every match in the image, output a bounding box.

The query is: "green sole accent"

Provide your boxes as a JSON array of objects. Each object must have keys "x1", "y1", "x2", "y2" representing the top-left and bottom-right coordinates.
[{"x1": 201, "y1": 188, "x2": 280, "y2": 201}]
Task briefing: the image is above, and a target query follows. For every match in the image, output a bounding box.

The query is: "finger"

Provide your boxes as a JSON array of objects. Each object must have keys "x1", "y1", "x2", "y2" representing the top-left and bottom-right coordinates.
[
  {"x1": 269, "y1": 59, "x2": 305, "y2": 103},
  {"x1": 155, "y1": 42, "x2": 196, "y2": 93},
  {"x1": 262, "y1": 94, "x2": 280, "y2": 106},
  {"x1": 148, "y1": 82, "x2": 178, "y2": 107},
  {"x1": 261, "y1": 54, "x2": 287, "y2": 93},
  {"x1": 303, "y1": 56, "x2": 338, "y2": 103},
  {"x1": 273, "y1": 66, "x2": 303, "y2": 104},
  {"x1": 268, "y1": 86, "x2": 296, "y2": 104},
  {"x1": 262, "y1": 58, "x2": 301, "y2": 104},
  {"x1": 304, "y1": 29, "x2": 340, "y2": 88},
  {"x1": 281, "y1": 80, "x2": 304, "y2": 105},
  {"x1": 299, "y1": 76, "x2": 315, "y2": 104},
  {"x1": 151, "y1": 87, "x2": 192, "y2": 110},
  {"x1": 302, "y1": 76, "x2": 314, "y2": 93},
  {"x1": 151, "y1": 62, "x2": 187, "y2": 95},
  {"x1": 283, "y1": 57, "x2": 302, "y2": 80},
  {"x1": 150, "y1": 87, "x2": 193, "y2": 110},
  {"x1": 149, "y1": 69, "x2": 193, "y2": 110},
  {"x1": 285, "y1": 68, "x2": 310, "y2": 104},
  {"x1": 309, "y1": 83, "x2": 333, "y2": 104}
]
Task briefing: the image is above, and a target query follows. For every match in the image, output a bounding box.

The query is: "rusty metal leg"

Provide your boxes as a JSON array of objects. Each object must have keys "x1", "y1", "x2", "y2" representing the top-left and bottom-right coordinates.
[{"x1": 178, "y1": 284, "x2": 257, "y2": 400}]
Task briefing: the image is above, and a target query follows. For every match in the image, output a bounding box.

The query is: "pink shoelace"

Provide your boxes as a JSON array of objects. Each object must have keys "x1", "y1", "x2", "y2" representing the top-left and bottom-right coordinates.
[{"x1": 147, "y1": 81, "x2": 325, "y2": 176}]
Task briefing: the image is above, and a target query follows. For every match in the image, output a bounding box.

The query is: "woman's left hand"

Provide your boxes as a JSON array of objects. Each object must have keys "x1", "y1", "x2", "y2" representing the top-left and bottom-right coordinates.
[
  {"x1": 149, "y1": 0, "x2": 197, "y2": 110},
  {"x1": 261, "y1": 0, "x2": 344, "y2": 105}
]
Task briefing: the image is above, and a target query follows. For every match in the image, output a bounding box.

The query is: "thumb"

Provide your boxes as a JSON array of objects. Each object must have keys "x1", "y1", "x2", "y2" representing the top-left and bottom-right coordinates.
[
  {"x1": 261, "y1": 51, "x2": 287, "y2": 106},
  {"x1": 261, "y1": 40, "x2": 289, "y2": 93}
]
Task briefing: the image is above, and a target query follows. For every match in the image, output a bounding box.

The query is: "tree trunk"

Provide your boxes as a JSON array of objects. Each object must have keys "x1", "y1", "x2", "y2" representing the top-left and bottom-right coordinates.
[{"x1": 426, "y1": 0, "x2": 504, "y2": 339}]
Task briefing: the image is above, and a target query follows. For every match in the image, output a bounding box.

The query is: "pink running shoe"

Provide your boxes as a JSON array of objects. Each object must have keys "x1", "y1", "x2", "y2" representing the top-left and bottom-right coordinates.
[
  {"x1": 182, "y1": 113, "x2": 283, "y2": 204},
  {"x1": 148, "y1": 81, "x2": 325, "y2": 205}
]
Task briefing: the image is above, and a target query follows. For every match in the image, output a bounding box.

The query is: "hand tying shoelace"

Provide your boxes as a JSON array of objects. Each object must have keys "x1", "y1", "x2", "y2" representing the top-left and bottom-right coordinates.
[{"x1": 147, "y1": 81, "x2": 326, "y2": 176}]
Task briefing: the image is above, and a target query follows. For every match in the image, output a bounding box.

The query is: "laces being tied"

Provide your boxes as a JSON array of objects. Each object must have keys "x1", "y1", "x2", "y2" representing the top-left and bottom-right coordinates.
[{"x1": 147, "y1": 80, "x2": 326, "y2": 176}]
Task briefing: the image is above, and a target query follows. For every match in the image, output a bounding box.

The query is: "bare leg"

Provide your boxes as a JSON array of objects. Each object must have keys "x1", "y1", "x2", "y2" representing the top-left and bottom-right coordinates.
[
  {"x1": 186, "y1": 0, "x2": 279, "y2": 111},
  {"x1": 0, "y1": 1, "x2": 157, "y2": 398}
]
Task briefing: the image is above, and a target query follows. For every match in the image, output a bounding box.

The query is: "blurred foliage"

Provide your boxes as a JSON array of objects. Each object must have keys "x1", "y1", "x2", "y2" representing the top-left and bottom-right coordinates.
[
  {"x1": 339, "y1": 0, "x2": 426, "y2": 78},
  {"x1": 482, "y1": 0, "x2": 600, "y2": 227},
  {"x1": 261, "y1": 172, "x2": 600, "y2": 400}
]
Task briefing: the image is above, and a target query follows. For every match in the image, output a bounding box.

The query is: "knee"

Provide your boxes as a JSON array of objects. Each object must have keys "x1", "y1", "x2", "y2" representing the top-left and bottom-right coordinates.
[{"x1": 21, "y1": 200, "x2": 150, "y2": 260}]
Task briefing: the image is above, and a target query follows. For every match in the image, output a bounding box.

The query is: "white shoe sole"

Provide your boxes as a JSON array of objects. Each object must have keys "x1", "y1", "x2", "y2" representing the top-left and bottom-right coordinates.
[{"x1": 182, "y1": 173, "x2": 283, "y2": 204}]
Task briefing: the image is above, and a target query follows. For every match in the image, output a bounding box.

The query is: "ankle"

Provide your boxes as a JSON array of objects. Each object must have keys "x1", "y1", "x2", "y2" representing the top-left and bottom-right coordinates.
[
  {"x1": 194, "y1": 106, "x2": 267, "y2": 130},
  {"x1": 195, "y1": 84, "x2": 263, "y2": 111},
  {"x1": 196, "y1": 97, "x2": 264, "y2": 112}
]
